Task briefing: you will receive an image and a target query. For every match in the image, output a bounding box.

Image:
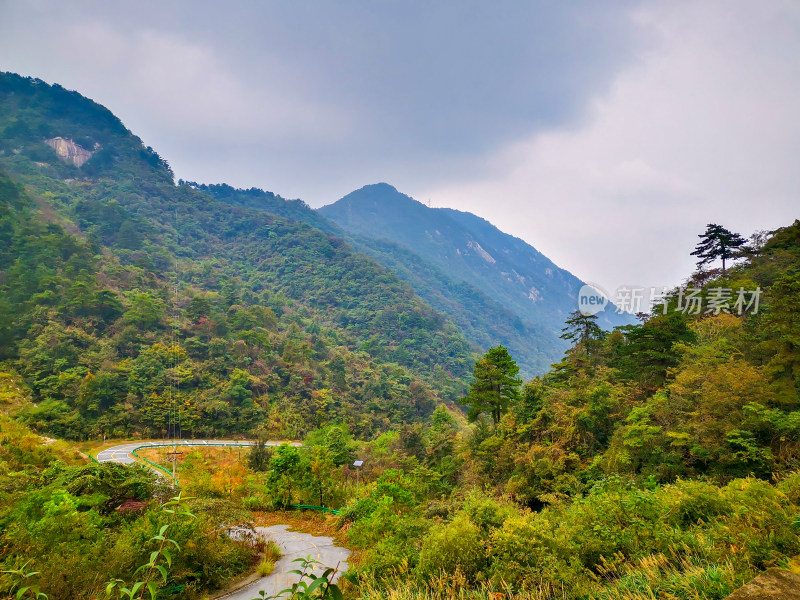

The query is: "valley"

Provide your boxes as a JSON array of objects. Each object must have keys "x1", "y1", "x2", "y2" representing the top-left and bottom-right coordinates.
[{"x1": 1, "y1": 72, "x2": 799, "y2": 600}]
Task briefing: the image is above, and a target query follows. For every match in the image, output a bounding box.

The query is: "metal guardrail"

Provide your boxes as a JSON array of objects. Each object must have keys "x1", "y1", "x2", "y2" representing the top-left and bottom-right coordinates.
[
  {"x1": 127, "y1": 441, "x2": 255, "y2": 483},
  {"x1": 290, "y1": 504, "x2": 340, "y2": 515},
  {"x1": 103, "y1": 442, "x2": 341, "y2": 516},
  {"x1": 131, "y1": 445, "x2": 179, "y2": 482}
]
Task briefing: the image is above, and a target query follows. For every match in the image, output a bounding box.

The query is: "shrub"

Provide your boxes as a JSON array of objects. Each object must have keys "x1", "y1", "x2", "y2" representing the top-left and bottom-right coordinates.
[{"x1": 417, "y1": 512, "x2": 486, "y2": 582}]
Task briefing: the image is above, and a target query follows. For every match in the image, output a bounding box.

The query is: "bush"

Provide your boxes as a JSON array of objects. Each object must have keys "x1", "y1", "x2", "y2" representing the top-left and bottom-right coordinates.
[
  {"x1": 417, "y1": 512, "x2": 486, "y2": 582},
  {"x1": 243, "y1": 495, "x2": 271, "y2": 511}
]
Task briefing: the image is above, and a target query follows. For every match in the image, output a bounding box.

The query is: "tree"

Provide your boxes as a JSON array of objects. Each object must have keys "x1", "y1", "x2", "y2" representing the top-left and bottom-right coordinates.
[
  {"x1": 464, "y1": 346, "x2": 521, "y2": 425},
  {"x1": 609, "y1": 311, "x2": 694, "y2": 389},
  {"x1": 247, "y1": 439, "x2": 270, "y2": 472},
  {"x1": 306, "y1": 446, "x2": 335, "y2": 507},
  {"x1": 267, "y1": 444, "x2": 305, "y2": 507},
  {"x1": 690, "y1": 223, "x2": 746, "y2": 274},
  {"x1": 560, "y1": 311, "x2": 604, "y2": 346},
  {"x1": 123, "y1": 291, "x2": 165, "y2": 329}
]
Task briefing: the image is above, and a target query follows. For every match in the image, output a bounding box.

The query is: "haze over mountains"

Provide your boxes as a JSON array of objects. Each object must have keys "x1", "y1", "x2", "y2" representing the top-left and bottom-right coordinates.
[
  {"x1": 0, "y1": 70, "x2": 631, "y2": 393},
  {"x1": 188, "y1": 180, "x2": 635, "y2": 377},
  {"x1": 320, "y1": 183, "x2": 633, "y2": 375}
]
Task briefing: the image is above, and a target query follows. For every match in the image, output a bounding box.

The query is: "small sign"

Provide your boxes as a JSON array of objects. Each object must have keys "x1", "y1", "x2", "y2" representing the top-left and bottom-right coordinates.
[{"x1": 353, "y1": 460, "x2": 363, "y2": 467}]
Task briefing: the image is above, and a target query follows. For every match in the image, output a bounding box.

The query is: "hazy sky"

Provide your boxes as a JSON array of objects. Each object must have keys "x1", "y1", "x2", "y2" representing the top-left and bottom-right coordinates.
[{"x1": 1, "y1": 0, "x2": 798, "y2": 295}]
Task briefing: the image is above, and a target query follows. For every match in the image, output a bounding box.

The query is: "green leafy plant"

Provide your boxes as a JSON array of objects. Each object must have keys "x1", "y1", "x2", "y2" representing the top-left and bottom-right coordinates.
[
  {"x1": 254, "y1": 556, "x2": 343, "y2": 600},
  {"x1": 105, "y1": 494, "x2": 195, "y2": 600},
  {"x1": 2, "y1": 561, "x2": 48, "y2": 599}
]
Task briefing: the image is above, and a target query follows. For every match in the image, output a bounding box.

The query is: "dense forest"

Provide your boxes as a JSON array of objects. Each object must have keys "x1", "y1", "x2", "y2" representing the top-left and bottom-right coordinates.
[
  {"x1": 0, "y1": 72, "x2": 475, "y2": 442},
  {"x1": 1, "y1": 71, "x2": 800, "y2": 600}
]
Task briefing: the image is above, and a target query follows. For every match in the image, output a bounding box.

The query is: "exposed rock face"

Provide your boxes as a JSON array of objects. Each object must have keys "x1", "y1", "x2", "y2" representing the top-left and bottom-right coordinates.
[
  {"x1": 725, "y1": 568, "x2": 800, "y2": 600},
  {"x1": 44, "y1": 137, "x2": 93, "y2": 167}
]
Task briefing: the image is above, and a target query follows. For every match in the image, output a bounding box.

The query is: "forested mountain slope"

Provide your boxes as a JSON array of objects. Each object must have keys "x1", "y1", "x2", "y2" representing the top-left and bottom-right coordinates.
[
  {"x1": 320, "y1": 183, "x2": 634, "y2": 375},
  {"x1": 192, "y1": 180, "x2": 635, "y2": 377},
  {"x1": 192, "y1": 181, "x2": 555, "y2": 376},
  {"x1": 2, "y1": 69, "x2": 800, "y2": 600},
  {"x1": 0, "y1": 72, "x2": 474, "y2": 439}
]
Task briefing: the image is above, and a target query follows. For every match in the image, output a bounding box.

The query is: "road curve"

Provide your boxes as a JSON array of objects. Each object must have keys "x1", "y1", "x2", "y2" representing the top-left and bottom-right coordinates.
[{"x1": 96, "y1": 439, "x2": 299, "y2": 466}]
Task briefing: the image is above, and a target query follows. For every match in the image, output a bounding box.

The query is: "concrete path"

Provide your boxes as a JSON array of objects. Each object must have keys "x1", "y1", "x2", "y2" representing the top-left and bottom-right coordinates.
[{"x1": 219, "y1": 525, "x2": 350, "y2": 600}]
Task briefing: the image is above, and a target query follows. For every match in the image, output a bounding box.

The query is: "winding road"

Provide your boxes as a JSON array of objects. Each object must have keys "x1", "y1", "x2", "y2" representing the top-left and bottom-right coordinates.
[
  {"x1": 97, "y1": 439, "x2": 271, "y2": 465},
  {"x1": 96, "y1": 439, "x2": 301, "y2": 476},
  {"x1": 97, "y1": 439, "x2": 350, "y2": 599}
]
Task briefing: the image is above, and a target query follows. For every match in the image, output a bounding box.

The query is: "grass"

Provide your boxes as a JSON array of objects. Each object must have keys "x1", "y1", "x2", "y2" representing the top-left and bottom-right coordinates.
[
  {"x1": 256, "y1": 540, "x2": 282, "y2": 577},
  {"x1": 137, "y1": 446, "x2": 249, "y2": 492},
  {"x1": 265, "y1": 540, "x2": 282, "y2": 562},
  {"x1": 256, "y1": 558, "x2": 275, "y2": 577}
]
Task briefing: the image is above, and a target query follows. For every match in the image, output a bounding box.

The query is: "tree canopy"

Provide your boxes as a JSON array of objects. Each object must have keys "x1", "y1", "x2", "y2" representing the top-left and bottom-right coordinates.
[
  {"x1": 690, "y1": 223, "x2": 746, "y2": 274},
  {"x1": 464, "y1": 345, "x2": 522, "y2": 425}
]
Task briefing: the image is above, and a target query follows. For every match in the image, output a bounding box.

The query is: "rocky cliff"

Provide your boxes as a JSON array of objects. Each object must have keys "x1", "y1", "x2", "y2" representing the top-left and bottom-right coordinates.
[{"x1": 44, "y1": 136, "x2": 93, "y2": 167}]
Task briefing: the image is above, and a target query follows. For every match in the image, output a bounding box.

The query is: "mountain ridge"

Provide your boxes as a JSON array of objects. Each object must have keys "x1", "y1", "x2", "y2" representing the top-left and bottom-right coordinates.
[
  {"x1": 319, "y1": 182, "x2": 633, "y2": 374},
  {"x1": 0, "y1": 71, "x2": 474, "y2": 440}
]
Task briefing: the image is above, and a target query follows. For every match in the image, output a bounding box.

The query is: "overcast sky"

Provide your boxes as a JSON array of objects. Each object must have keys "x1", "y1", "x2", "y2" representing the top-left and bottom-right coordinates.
[{"x1": 1, "y1": 0, "x2": 798, "y2": 295}]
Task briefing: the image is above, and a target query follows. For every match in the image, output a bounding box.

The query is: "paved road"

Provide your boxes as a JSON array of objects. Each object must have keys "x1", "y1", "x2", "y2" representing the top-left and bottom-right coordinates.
[
  {"x1": 219, "y1": 525, "x2": 350, "y2": 600},
  {"x1": 96, "y1": 439, "x2": 298, "y2": 466}
]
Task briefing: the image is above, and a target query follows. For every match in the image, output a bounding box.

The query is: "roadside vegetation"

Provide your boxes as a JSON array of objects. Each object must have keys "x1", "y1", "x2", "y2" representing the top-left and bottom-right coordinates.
[{"x1": 1, "y1": 72, "x2": 799, "y2": 599}]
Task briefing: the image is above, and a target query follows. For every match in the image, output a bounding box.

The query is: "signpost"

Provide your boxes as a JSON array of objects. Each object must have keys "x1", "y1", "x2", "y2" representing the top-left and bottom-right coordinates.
[{"x1": 353, "y1": 459, "x2": 363, "y2": 489}]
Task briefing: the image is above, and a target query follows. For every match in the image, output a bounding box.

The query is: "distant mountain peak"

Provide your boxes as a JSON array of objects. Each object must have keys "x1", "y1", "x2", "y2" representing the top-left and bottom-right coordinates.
[
  {"x1": 365, "y1": 182, "x2": 399, "y2": 193},
  {"x1": 320, "y1": 183, "x2": 636, "y2": 376},
  {"x1": 338, "y1": 182, "x2": 422, "y2": 207}
]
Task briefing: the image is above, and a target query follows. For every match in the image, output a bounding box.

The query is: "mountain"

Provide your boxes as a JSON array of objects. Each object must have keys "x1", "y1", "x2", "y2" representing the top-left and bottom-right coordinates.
[
  {"x1": 0, "y1": 72, "x2": 474, "y2": 440},
  {"x1": 186, "y1": 181, "x2": 339, "y2": 235},
  {"x1": 319, "y1": 183, "x2": 633, "y2": 375},
  {"x1": 189, "y1": 182, "x2": 550, "y2": 376}
]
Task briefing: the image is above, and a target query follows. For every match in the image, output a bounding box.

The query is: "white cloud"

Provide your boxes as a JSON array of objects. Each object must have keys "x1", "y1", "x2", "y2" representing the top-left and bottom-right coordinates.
[
  {"x1": 0, "y1": 14, "x2": 349, "y2": 144},
  {"x1": 1, "y1": 0, "x2": 796, "y2": 284},
  {"x1": 421, "y1": 0, "x2": 800, "y2": 294}
]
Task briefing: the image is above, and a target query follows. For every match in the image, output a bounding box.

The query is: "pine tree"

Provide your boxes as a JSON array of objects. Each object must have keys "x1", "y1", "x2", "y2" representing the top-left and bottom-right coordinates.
[
  {"x1": 690, "y1": 224, "x2": 746, "y2": 274},
  {"x1": 560, "y1": 310, "x2": 604, "y2": 346},
  {"x1": 247, "y1": 439, "x2": 270, "y2": 472},
  {"x1": 464, "y1": 345, "x2": 521, "y2": 425}
]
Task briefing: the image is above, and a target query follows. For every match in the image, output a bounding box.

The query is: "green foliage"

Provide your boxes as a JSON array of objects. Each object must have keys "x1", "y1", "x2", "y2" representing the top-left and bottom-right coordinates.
[
  {"x1": 266, "y1": 444, "x2": 306, "y2": 508},
  {"x1": 0, "y1": 164, "x2": 460, "y2": 440},
  {"x1": 609, "y1": 310, "x2": 695, "y2": 389},
  {"x1": 417, "y1": 512, "x2": 486, "y2": 582},
  {"x1": 0, "y1": 73, "x2": 478, "y2": 443},
  {"x1": 2, "y1": 561, "x2": 47, "y2": 600},
  {"x1": 247, "y1": 439, "x2": 272, "y2": 472},
  {"x1": 691, "y1": 223, "x2": 747, "y2": 273},
  {"x1": 253, "y1": 556, "x2": 344, "y2": 600},
  {"x1": 105, "y1": 493, "x2": 195, "y2": 600},
  {"x1": 560, "y1": 310, "x2": 605, "y2": 346},
  {"x1": 0, "y1": 412, "x2": 254, "y2": 599},
  {"x1": 464, "y1": 346, "x2": 521, "y2": 425},
  {"x1": 2, "y1": 71, "x2": 800, "y2": 600}
]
